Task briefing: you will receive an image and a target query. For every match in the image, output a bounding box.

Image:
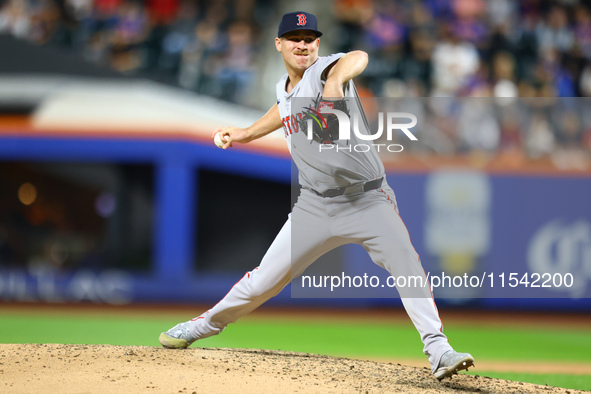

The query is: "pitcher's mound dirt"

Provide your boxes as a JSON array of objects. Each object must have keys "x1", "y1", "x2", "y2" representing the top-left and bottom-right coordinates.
[{"x1": 0, "y1": 344, "x2": 582, "y2": 393}]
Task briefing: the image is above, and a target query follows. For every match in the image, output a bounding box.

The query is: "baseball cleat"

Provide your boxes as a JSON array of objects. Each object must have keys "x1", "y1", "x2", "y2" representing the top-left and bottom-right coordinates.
[
  {"x1": 159, "y1": 321, "x2": 197, "y2": 349},
  {"x1": 433, "y1": 350, "x2": 474, "y2": 381}
]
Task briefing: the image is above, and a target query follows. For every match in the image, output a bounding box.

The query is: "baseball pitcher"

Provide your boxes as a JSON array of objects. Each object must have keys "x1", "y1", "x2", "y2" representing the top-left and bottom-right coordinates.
[{"x1": 159, "y1": 11, "x2": 474, "y2": 381}]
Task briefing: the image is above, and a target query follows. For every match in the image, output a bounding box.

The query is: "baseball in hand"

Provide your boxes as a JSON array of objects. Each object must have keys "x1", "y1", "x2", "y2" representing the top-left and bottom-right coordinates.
[{"x1": 214, "y1": 132, "x2": 227, "y2": 148}]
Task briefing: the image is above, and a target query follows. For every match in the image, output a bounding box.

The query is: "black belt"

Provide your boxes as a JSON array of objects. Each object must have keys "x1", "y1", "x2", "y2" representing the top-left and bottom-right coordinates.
[{"x1": 312, "y1": 177, "x2": 384, "y2": 198}]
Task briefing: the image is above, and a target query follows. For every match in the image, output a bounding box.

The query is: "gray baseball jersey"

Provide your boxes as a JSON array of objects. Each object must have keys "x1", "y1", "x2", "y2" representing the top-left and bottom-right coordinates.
[{"x1": 275, "y1": 53, "x2": 385, "y2": 194}]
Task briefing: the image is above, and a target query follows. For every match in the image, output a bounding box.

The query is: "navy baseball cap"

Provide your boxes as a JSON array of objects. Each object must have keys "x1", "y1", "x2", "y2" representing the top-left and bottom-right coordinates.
[{"x1": 277, "y1": 11, "x2": 323, "y2": 38}]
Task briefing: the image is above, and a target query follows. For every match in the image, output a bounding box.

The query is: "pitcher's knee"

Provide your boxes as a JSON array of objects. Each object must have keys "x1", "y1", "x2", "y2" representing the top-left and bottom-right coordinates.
[
  {"x1": 380, "y1": 248, "x2": 423, "y2": 277},
  {"x1": 381, "y1": 244, "x2": 420, "y2": 263},
  {"x1": 249, "y1": 286, "x2": 282, "y2": 301}
]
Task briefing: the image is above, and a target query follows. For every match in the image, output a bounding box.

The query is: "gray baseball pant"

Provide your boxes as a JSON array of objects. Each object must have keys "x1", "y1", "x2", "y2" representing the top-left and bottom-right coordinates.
[{"x1": 189, "y1": 184, "x2": 453, "y2": 371}]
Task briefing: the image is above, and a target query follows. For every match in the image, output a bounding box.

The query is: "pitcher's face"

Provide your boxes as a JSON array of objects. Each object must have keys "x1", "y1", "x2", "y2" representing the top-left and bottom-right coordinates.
[{"x1": 276, "y1": 30, "x2": 319, "y2": 72}]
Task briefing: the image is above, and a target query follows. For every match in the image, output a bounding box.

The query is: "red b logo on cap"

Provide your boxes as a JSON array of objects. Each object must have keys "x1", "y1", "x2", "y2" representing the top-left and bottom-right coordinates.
[{"x1": 296, "y1": 14, "x2": 307, "y2": 26}]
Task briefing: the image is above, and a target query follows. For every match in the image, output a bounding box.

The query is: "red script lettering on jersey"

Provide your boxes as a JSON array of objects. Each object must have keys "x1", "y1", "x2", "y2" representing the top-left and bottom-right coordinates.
[{"x1": 281, "y1": 113, "x2": 304, "y2": 137}]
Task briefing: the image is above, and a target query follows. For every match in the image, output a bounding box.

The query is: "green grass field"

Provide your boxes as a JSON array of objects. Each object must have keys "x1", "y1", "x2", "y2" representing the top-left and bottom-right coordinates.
[{"x1": 1, "y1": 307, "x2": 590, "y2": 391}]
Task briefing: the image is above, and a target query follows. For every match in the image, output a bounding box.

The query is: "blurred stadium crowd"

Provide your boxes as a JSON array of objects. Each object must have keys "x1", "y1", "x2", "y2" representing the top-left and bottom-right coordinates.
[
  {"x1": 336, "y1": 0, "x2": 591, "y2": 99},
  {"x1": 0, "y1": 0, "x2": 273, "y2": 103},
  {"x1": 3, "y1": 0, "x2": 591, "y2": 100},
  {"x1": 336, "y1": 0, "x2": 590, "y2": 166},
  {"x1": 0, "y1": 0, "x2": 590, "y2": 163}
]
